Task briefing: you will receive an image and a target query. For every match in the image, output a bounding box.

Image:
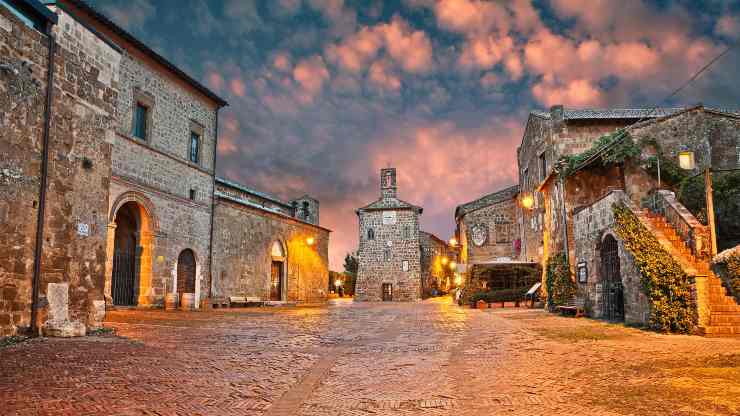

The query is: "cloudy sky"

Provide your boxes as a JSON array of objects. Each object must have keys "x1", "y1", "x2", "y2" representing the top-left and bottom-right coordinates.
[{"x1": 89, "y1": 0, "x2": 740, "y2": 269}]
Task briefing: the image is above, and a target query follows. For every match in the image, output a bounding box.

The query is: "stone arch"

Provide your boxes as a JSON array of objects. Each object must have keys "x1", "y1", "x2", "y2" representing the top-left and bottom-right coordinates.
[
  {"x1": 105, "y1": 192, "x2": 158, "y2": 307},
  {"x1": 109, "y1": 191, "x2": 160, "y2": 232}
]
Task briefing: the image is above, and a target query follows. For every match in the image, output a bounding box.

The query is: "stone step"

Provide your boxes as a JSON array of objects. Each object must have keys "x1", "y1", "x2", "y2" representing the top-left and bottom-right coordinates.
[
  {"x1": 710, "y1": 315, "x2": 740, "y2": 325},
  {"x1": 701, "y1": 326, "x2": 740, "y2": 336},
  {"x1": 710, "y1": 304, "x2": 740, "y2": 312}
]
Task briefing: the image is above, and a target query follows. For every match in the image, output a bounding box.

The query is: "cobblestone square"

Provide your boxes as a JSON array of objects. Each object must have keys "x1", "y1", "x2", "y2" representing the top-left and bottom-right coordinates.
[{"x1": 2, "y1": 298, "x2": 740, "y2": 416}]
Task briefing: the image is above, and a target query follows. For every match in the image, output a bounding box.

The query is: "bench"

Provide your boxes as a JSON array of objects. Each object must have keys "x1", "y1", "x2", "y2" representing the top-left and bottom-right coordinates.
[
  {"x1": 557, "y1": 296, "x2": 586, "y2": 318},
  {"x1": 209, "y1": 297, "x2": 229, "y2": 309},
  {"x1": 228, "y1": 296, "x2": 263, "y2": 307}
]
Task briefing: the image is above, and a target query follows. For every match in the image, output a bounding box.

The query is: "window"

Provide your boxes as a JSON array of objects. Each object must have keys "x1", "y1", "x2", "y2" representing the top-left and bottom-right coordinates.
[
  {"x1": 367, "y1": 228, "x2": 375, "y2": 240},
  {"x1": 189, "y1": 188, "x2": 196, "y2": 200},
  {"x1": 403, "y1": 226, "x2": 411, "y2": 239},
  {"x1": 539, "y1": 153, "x2": 547, "y2": 181},
  {"x1": 189, "y1": 132, "x2": 200, "y2": 163},
  {"x1": 302, "y1": 201, "x2": 310, "y2": 220},
  {"x1": 383, "y1": 249, "x2": 391, "y2": 261},
  {"x1": 523, "y1": 168, "x2": 529, "y2": 190},
  {"x1": 402, "y1": 260, "x2": 409, "y2": 271},
  {"x1": 133, "y1": 103, "x2": 148, "y2": 140}
]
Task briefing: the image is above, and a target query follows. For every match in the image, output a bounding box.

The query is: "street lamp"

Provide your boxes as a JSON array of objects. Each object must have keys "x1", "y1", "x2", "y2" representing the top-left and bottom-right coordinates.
[
  {"x1": 306, "y1": 236, "x2": 315, "y2": 246},
  {"x1": 334, "y1": 279, "x2": 342, "y2": 296},
  {"x1": 678, "y1": 148, "x2": 717, "y2": 256},
  {"x1": 449, "y1": 261, "x2": 457, "y2": 270},
  {"x1": 448, "y1": 237, "x2": 458, "y2": 247},
  {"x1": 519, "y1": 192, "x2": 534, "y2": 210},
  {"x1": 441, "y1": 256, "x2": 449, "y2": 265}
]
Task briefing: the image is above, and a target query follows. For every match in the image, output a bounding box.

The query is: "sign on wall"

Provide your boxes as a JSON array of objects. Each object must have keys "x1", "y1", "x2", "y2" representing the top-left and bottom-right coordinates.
[
  {"x1": 471, "y1": 224, "x2": 487, "y2": 247},
  {"x1": 77, "y1": 223, "x2": 89, "y2": 237},
  {"x1": 382, "y1": 211, "x2": 397, "y2": 225},
  {"x1": 577, "y1": 261, "x2": 588, "y2": 283}
]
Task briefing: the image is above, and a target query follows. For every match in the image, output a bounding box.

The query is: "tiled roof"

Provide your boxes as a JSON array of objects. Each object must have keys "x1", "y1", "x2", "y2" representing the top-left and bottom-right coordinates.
[
  {"x1": 455, "y1": 185, "x2": 519, "y2": 219},
  {"x1": 530, "y1": 108, "x2": 684, "y2": 120},
  {"x1": 216, "y1": 177, "x2": 293, "y2": 208},
  {"x1": 45, "y1": 0, "x2": 227, "y2": 107},
  {"x1": 358, "y1": 197, "x2": 423, "y2": 213}
]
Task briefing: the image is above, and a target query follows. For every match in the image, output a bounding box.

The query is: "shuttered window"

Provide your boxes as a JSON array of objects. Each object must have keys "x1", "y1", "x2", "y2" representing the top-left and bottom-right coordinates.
[{"x1": 133, "y1": 103, "x2": 148, "y2": 140}]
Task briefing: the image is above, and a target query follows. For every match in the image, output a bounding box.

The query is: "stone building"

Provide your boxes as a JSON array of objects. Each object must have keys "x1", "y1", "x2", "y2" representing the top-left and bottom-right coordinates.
[
  {"x1": 1, "y1": 0, "x2": 120, "y2": 336},
  {"x1": 211, "y1": 178, "x2": 330, "y2": 303},
  {"x1": 517, "y1": 106, "x2": 682, "y2": 264},
  {"x1": 355, "y1": 168, "x2": 424, "y2": 301},
  {"x1": 45, "y1": 0, "x2": 229, "y2": 312},
  {"x1": 454, "y1": 186, "x2": 539, "y2": 301},
  {"x1": 562, "y1": 106, "x2": 740, "y2": 333},
  {"x1": 419, "y1": 231, "x2": 456, "y2": 297}
]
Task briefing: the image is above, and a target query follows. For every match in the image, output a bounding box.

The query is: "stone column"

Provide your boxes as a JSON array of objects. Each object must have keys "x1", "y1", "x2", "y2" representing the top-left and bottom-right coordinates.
[{"x1": 103, "y1": 222, "x2": 117, "y2": 306}]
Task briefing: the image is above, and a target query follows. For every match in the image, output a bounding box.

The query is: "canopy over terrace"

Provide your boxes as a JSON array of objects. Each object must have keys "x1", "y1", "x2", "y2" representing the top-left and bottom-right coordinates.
[{"x1": 467, "y1": 260, "x2": 541, "y2": 292}]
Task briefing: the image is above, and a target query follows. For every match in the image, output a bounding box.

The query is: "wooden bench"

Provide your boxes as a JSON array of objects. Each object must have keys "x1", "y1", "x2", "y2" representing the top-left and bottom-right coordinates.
[
  {"x1": 209, "y1": 297, "x2": 229, "y2": 309},
  {"x1": 557, "y1": 296, "x2": 586, "y2": 318},
  {"x1": 228, "y1": 296, "x2": 263, "y2": 307}
]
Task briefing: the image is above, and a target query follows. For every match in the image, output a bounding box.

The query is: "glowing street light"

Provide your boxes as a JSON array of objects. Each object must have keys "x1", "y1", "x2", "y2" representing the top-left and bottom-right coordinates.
[
  {"x1": 678, "y1": 148, "x2": 696, "y2": 170},
  {"x1": 449, "y1": 261, "x2": 457, "y2": 270},
  {"x1": 306, "y1": 236, "x2": 315, "y2": 246},
  {"x1": 448, "y1": 237, "x2": 458, "y2": 247},
  {"x1": 520, "y1": 193, "x2": 534, "y2": 210},
  {"x1": 441, "y1": 256, "x2": 449, "y2": 265}
]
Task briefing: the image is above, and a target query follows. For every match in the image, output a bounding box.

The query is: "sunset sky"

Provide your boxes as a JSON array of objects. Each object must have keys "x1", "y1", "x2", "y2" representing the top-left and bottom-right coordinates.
[{"x1": 89, "y1": 0, "x2": 740, "y2": 269}]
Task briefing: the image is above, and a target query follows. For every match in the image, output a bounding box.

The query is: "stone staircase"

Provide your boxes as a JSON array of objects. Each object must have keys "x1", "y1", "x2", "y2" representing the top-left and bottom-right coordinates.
[{"x1": 641, "y1": 210, "x2": 740, "y2": 336}]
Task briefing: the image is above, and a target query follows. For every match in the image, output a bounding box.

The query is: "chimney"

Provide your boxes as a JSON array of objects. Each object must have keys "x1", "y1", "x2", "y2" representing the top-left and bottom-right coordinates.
[{"x1": 380, "y1": 167, "x2": 397, "y2": 199}]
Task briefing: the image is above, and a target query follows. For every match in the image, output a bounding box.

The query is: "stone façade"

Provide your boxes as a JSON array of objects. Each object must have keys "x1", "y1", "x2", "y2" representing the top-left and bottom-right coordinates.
[
  {"x1": 0, "y1": 2, "x2": 118, "y2": 336},
  {"x1": 355, "y1": 168, "x2": 423, "y2": 302},
  {"x1": 212, "y1": 179, "x2": 329, "y2": 303}
]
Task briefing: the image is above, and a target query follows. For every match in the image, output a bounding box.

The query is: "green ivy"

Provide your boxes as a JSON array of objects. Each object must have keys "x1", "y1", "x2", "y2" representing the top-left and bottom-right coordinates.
[
  {"x1": 470, "y1": 288, "x2": 529, "y2": 304},
  {"x1": 679, "y1": 171, "x2": 740, "y2": 250},
  {"x1": 545, "y1": 253, "x2": 575, "y2": 309},
  {"x1": 612, "y1": 203, "x2": 697, "y2": 333},
  {"x1": 561, "y1": 131, "x2": 641, "y2": 177}
]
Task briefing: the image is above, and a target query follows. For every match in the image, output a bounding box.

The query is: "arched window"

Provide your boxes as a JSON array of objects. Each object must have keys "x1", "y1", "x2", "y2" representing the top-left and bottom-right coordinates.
[
  {"x1": 367, "y1": 228, "x2": 375, "y2": 240},
  {"x1": 271, "y1": 241, "x2": 285, "y2": 258}
]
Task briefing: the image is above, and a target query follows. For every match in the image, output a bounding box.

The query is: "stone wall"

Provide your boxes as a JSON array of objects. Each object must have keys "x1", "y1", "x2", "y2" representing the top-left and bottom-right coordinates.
[
  {"x1": 212, "y1": 197, "x2": 329, "y2": 303},
  {"x1": 1, "y1": 4, "x2": 119, "y2": 335},
  {"x1": 573, "y1": 191, "x2": 650, "y2": 325},
  {"x1": 458, "y1": 197, "x2": 518, "y2": 264},
  {"x1": 103, "y1": 28, "x2": 220, "y2": 308},
  {"x1": 356, "y1": 208, "x2": 421, "y2": 301}
]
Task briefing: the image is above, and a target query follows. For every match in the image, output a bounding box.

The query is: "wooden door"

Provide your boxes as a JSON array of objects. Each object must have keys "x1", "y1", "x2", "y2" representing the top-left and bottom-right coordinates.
[
  {"x1": 271, "y1": 261, "x2": 283, "y2": 301},
  {"x1": 382, "y1": 283, "x2": 392, "y2": 301},
  {"x1": 177, "y1": 249, "x2": 196, "y2": 293}
]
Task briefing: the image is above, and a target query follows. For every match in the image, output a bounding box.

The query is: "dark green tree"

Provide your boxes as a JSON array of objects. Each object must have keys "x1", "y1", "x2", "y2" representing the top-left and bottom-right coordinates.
[{"x1": 342, "y1": 252, "x2": 358, "y2": 295}]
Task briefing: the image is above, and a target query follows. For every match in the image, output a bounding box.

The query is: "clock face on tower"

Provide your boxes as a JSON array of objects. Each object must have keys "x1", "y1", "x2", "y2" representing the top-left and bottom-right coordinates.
[{"x1": 471, "y1": 224, "x2": 488, "y2": 247}]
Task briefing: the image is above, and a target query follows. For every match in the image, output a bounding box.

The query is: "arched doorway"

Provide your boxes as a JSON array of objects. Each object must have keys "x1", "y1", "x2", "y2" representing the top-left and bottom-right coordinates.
[
  {"x1": 111, "y1": 202, "x2": 140, "y2": 306},
  {"x1": 270, "y1": 241, "x2": 286, "y2": 301},
  {"x1": 177, "y1": 249, "x2": 196, "y2": 294},
  {"x1": 600, "y1": 235, "x2": 624, "y2": 321}
]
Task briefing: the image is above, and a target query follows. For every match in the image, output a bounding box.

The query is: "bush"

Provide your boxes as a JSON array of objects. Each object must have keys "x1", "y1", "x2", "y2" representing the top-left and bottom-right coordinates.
[
  {"x1": 546, "y1": 253, "x2": 575, "y2": 308},
  {"x1": 469, "y1": 288, "x2": 528, "y2": 304},
  {"x1": 715, "y1": 252, "x2": 740, "y2": 304}
]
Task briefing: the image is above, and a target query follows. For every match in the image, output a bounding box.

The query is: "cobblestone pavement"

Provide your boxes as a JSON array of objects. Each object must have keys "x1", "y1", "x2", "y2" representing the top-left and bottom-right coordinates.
[{"x1": 2, "y1": 297, "x2": 740, "y2": 416}]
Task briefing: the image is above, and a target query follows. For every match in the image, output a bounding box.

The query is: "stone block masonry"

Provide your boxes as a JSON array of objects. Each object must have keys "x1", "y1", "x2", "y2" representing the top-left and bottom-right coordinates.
[
  {"x1": 0, "y1": 3, "x2": 119, "y2": 336},
  {"x1": 212, "y1": 179, "x2": 330, "y2": 303},
  {"x1": 355, "y1": 168, "x2": 423, "y2": 301}
]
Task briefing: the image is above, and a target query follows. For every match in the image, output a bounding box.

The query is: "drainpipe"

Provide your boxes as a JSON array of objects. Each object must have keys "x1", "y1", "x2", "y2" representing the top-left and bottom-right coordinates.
[
  {"x1": 30, "y1": 25, "x2": 57, "y2": 336},
  {"x1": 207, "y1": 107, "x2": 220, "y2": 299}
]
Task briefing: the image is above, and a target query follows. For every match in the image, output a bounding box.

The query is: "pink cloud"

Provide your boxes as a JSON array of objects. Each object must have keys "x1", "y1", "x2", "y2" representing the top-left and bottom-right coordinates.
[
  {"x1": 325, "y1": 26, "x2": 383, "y2": 73},
  {"x1": 716, "y1": 15, "x2": 740, "y2": 39},
  {"x1": 458, "y1": 34, "x2": 514, "y2": 70},
  {"x1": 229, "y1": 78, "x2": 247, "y2": 97},
  {"x1": 368, "y1": 60, "x2": 401, "y2": 91},
  {"x1": 326, "y1": 17, "x2": 433, "y2": 75},
  {"x1": 532, "y1": 78, "x2": 604, "y2": 107},
  {"x1": 293, "y1": 55, "x2": 331, "y2": 98},
  {"x1": 272, "y1": 52, "x2": 292, "y2": 72},
  {"x1": 434, "y1": 0, "x2": 508, "y2": 35},
  {"x1": 206, "y1": 71, "x2": 225, "y2": 92},
  {"x1": 376, "y1": 17, "x2": 433, "y2": 73}
]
